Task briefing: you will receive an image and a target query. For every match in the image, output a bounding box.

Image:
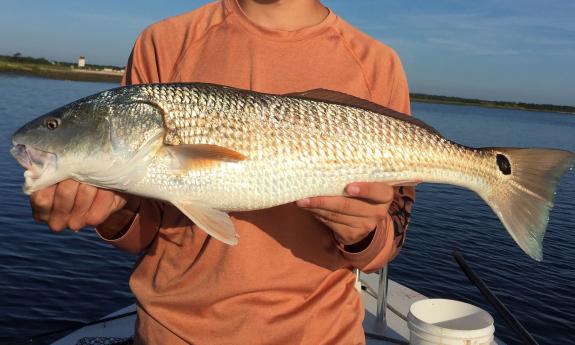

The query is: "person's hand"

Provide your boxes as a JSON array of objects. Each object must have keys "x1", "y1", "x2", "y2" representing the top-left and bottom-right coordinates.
[
  {"x1": 30, "y1": 179, "x2": 139, "y2": 234},
  {"x1": 296, "y1": 182, "x2": 394, "y2": 246}
]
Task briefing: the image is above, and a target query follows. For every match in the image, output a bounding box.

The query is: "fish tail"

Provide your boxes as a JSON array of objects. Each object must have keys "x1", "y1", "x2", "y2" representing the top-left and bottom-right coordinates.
[{"x1": 480, "y1": 148, "x2": 574, "y2": 261}]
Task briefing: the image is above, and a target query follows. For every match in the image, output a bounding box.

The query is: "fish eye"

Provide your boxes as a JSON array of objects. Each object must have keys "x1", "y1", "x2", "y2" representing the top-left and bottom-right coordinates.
[
  {"x1": 496, "y1": 154, "x2": 511, "y2": 175},
  {"x1": 45, "y1": 118, "x2": 60, "y2": 130}
]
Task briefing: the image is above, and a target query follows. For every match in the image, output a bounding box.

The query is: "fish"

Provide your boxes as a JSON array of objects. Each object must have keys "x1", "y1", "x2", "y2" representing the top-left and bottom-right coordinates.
[{"x1": 10, "y1": 83, "x2": 575, "y2": 261}]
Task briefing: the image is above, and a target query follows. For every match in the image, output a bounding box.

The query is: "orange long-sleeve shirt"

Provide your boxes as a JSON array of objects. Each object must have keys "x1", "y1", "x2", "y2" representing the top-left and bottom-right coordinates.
[{"x1": 98, "y1": 1, "x2": 415, "y2": 344}]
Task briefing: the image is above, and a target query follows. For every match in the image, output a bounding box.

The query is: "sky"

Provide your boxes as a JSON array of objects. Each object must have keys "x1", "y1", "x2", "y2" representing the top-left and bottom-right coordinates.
[{"x1": 0, "y1": 0, "x2": 573, "y2": 106}]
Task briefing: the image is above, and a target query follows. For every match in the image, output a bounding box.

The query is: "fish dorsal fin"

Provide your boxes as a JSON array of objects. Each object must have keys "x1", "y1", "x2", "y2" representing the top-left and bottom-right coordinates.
[{"x1": 284, "y1": 89, "x2": 441, "y2": 135}]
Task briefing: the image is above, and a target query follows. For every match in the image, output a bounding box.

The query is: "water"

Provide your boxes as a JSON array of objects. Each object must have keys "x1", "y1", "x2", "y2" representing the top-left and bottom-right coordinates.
[
  {"x1": 0, "y1": 75, "x2": 136, "y2": 344},
  {"x1": 0, "y1": 75, "x2": 573, "y2": 344},
  {"x1": 390, "y1": 103, "x2": 575, "y2": 344}
]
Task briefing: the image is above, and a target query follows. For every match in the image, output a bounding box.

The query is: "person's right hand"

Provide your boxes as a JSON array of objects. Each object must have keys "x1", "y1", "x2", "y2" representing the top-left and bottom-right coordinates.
[{"x1": 30, "y1": 179, "x2": 139, "y2": 234}]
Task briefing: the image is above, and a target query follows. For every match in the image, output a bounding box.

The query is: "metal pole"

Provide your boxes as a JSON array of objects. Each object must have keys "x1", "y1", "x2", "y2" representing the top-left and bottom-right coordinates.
[
  {"x1": 376, "y1": 265, "x2": 389, "y2": 330},
  {"x1": 354, "y1": 268, "x2": 361, "y2": 292}
]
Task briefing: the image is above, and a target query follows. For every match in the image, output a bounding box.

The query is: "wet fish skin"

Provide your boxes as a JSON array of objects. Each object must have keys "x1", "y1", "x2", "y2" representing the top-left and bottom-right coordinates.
[{"x1": 10, "y1": 83, "x2": 575, "y2": 261}]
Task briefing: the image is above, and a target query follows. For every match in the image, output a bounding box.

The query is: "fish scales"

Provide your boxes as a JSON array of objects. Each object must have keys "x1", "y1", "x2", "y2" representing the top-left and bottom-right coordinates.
[{"x1": 128, "y1": 84, "x2": 489, "y2": 211}]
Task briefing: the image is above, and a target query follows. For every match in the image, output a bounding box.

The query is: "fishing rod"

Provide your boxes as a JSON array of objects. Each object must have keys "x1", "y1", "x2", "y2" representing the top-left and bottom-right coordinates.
[
  {"x1": 2, "y1": 310, "x2": 136, "y2": 345},
  {"x1": 453, "y1": 251, "x2": 540, "y2": 345}
]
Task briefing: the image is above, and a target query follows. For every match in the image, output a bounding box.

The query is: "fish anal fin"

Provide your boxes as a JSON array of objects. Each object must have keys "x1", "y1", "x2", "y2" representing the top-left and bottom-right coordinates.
[
  {"x1": 284, "y1": 89, "x2": 440, "y2": 135},
  {"x1": 173, "y1": 200, "x2": 239, "y2": 245}
]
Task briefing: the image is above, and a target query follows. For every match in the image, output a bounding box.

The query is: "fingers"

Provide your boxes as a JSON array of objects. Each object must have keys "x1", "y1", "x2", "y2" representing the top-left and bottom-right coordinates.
[
  {"x1": 297, "y1": 195, "x2": 373, "y2": 217},
  {"x1": 30, "y1": 185, "x2": 56, "y2": 223},
  {"x1": 29, "y1": 180, "x2": 130, "y2": 233},
  {"x1": 310, "y1": 209, "x2": 374, "y2": 245},
  {"x1": 304, "y1": 203, "x2": 379, "y2": 245},
  {"x1": 296, "y1": 181, "x2": 395, "y2": 246},
  {"x1": 50, "y1": 180, "x2": 81, "y2": 231},
  {"x1": 68, "y1": 183, "x2": 99, "y2": 231},
  {"x1": 330, "y1": 223, "x2": 372, "y2": 246},
  {"x1": 308, "y1": 207, "x2": 371, "y2": 229},
  {"x1": 345, "y1": 182, "x2": 394, "y2": 204},
  {"x1": 296, "y1": 182, "x2": 394, "y2": 214},
  {"x1": 84, "y1": 189, "x2": 125, "y2": 227}
]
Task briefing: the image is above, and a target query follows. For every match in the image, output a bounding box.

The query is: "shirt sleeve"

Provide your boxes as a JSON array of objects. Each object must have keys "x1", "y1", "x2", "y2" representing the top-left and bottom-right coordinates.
[
  {"x1": 338, "y1": 48, "x2": 415, "y2": 272},
  {"x1": 96, "y1": 199, "x2": 163, "y2": 254},
  {"x1": 122, "y1": 27, "x2": 162, "y2": 85}
]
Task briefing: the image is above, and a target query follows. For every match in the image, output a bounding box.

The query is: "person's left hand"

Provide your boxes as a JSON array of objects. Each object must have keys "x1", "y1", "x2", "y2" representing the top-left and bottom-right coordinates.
[{"x1": 296, "y1": 182, "x2": 394, "y2": 246}]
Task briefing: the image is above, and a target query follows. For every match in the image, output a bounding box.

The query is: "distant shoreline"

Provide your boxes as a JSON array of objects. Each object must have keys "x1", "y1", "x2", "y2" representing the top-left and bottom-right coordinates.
[
  {"x1": 2, "y1": 57, "x2": 573, "y2": 115},
  {"x1": 0, "y1": 63, "x2": 122, "y2": 83},
  {"x1": 410, "y1": 94, "x2": 575, "y2": 115},
  {"x1": 411, "y1": 97, "x2": 575, "y2": 115}
]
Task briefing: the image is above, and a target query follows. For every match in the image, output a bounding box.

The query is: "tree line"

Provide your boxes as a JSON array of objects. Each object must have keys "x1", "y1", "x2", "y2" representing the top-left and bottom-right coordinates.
[{"x1": 410, "y1": 93, "x2": 575, "y2": 114}]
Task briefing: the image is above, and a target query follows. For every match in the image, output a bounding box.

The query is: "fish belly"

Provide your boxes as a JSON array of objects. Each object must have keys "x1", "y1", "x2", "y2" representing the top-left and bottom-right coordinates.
[{"x1": 134, "y1": 159, "x2": 404, "y2": 211}]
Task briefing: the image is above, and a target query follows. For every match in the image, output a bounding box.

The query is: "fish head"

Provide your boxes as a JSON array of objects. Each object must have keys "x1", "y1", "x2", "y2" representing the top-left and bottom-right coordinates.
[
  {"x1": 11, "y1": 95, "x2": 115, "y2": 194},
  {"x1": 11, "y1": 87, "x2": 166, "y2": 194}
]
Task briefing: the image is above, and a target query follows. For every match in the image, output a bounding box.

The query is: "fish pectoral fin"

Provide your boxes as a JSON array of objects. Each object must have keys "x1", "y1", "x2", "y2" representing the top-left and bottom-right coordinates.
[
  {"x1": 172, "y1": 200, "x2": 239, "y2": 245},
  {"x1": 164, "y1": 144, "x2": 246, "y2": 170},
  {"x1": 165, "y1": 144, "x2": 246, "y2": 170}
]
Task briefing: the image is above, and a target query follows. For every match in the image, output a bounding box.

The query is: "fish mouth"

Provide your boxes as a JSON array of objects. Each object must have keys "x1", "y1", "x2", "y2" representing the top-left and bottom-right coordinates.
[{"x1": 10, "y1": 144, "x2": 57, "y2": 179}]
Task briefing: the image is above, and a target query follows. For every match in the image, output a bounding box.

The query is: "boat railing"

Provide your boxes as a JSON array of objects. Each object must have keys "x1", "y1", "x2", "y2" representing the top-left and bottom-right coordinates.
[
  {"x1": 376, "y1": 265, "x2": 389, "y2": 330},
  {"x1": 356, "y1": 265, "x2": 389, "y2": 333}
]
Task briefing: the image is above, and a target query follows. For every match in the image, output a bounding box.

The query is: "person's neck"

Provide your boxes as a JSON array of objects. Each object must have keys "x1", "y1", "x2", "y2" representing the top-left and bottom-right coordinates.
[{"x1": 237, "y1": 0, "x2": 329, "y2": 31}]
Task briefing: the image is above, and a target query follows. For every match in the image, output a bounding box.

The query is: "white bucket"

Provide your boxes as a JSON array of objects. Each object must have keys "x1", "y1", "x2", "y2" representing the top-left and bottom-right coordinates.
[{"x1": 407, "y1": 299, "x2": 495, "y2": 345}]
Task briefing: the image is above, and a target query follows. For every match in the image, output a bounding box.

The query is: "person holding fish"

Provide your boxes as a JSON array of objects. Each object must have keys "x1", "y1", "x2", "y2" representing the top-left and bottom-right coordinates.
[{"x1": 26, "y1": 0, "x2": 414, "y2": 343}]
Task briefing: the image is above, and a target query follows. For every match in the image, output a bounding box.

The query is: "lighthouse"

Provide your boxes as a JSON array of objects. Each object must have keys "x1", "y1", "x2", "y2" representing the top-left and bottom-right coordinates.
[{"x1": 78, "y1": 56, "x2": 86, "y2": 68}]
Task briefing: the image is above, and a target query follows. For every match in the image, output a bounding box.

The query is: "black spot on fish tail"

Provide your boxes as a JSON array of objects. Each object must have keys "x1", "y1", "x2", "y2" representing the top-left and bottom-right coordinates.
[{"x1": 496, "y1": 153, "x2": 512, "y2": 175}]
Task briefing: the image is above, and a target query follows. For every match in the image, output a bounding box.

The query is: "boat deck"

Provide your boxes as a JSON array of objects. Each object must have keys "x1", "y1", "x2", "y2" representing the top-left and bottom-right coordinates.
[{"x1": 361, "y1": 272, "x2": 423, "y2": 344}]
